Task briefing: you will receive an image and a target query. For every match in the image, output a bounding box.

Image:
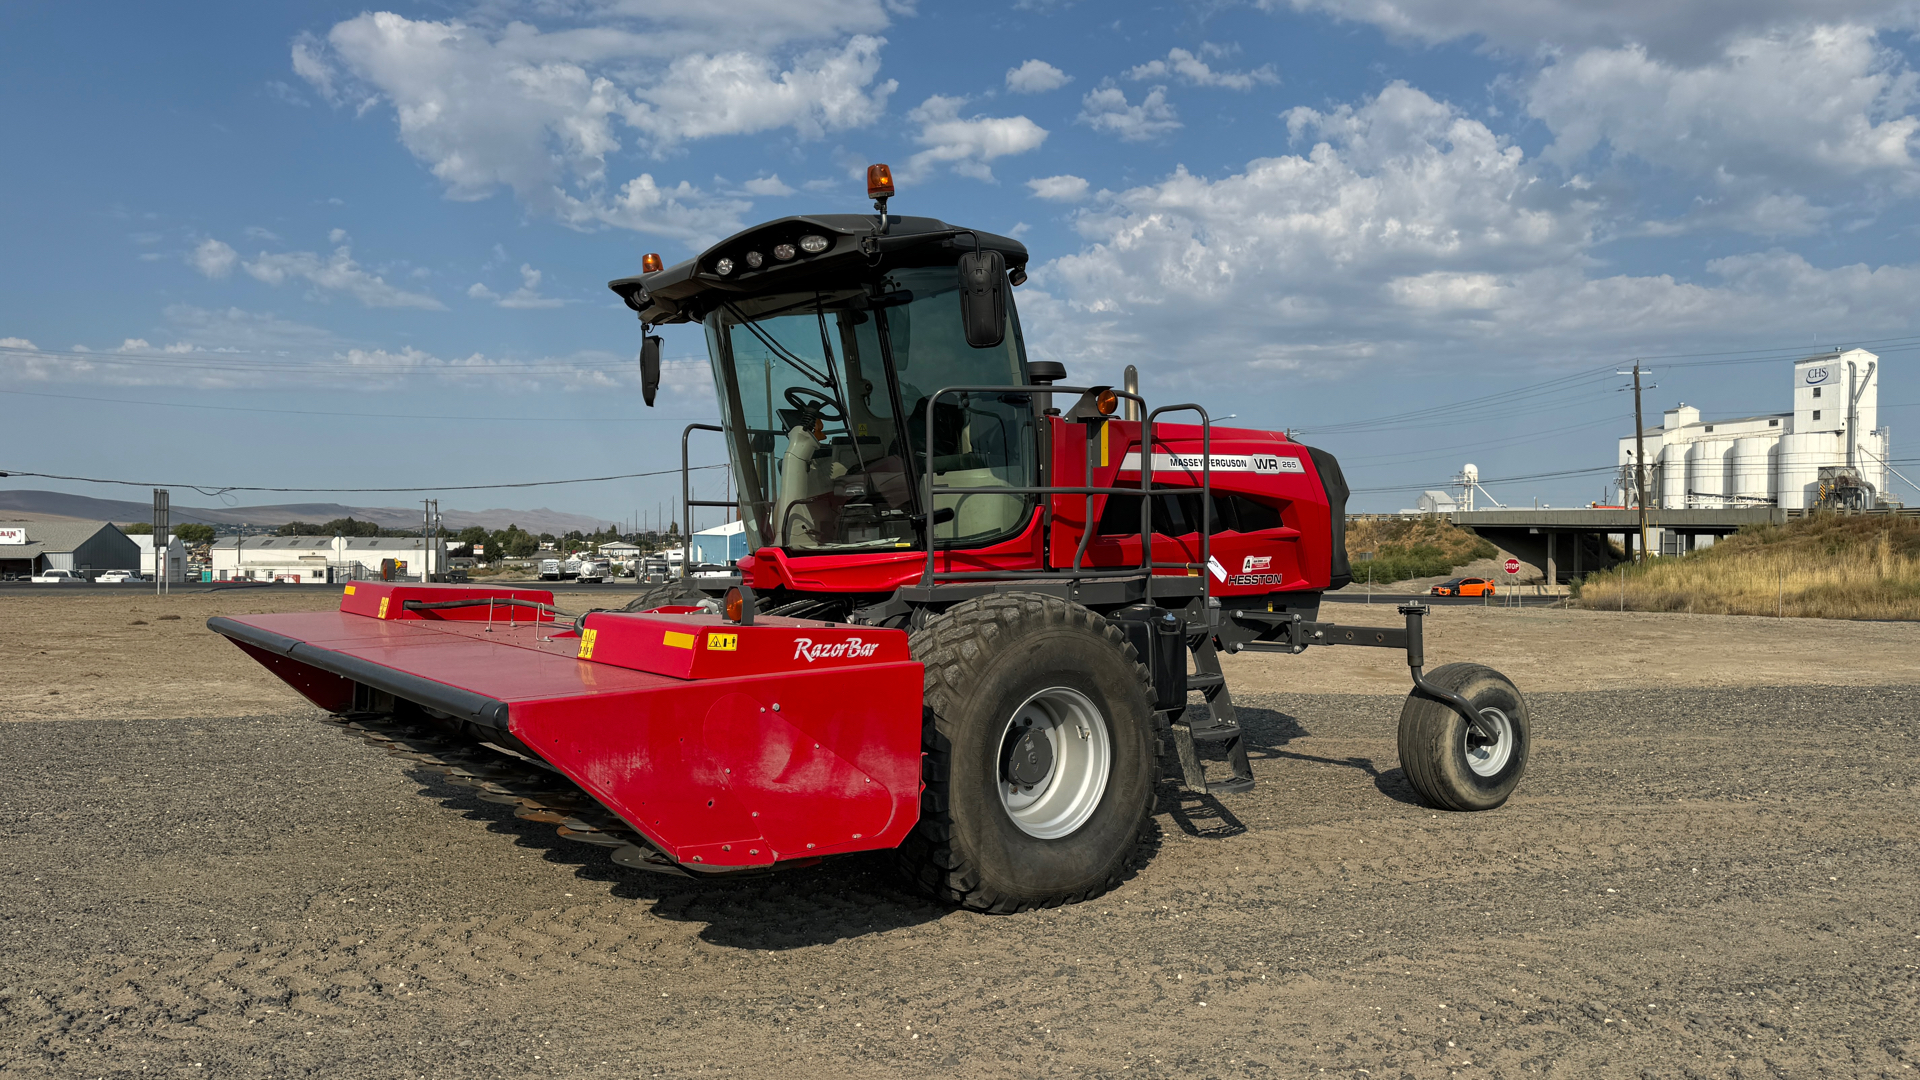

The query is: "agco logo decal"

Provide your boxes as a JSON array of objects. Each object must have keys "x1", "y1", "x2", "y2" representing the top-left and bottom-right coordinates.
[{"x1": 792, "y1": 636, "x2": 882, "y2": 662}]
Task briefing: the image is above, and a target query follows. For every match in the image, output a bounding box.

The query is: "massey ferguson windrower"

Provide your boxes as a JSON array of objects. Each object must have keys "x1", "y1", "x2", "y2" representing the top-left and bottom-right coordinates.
[{"x1": 211, "y1": 165, "x2": 1529, "y2": 913}]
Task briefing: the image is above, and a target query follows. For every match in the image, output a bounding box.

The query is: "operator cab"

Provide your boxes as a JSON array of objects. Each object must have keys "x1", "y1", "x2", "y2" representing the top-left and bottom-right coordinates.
[{"x1": 610, "y1": 167, "x2": 1039, "y2": 557}]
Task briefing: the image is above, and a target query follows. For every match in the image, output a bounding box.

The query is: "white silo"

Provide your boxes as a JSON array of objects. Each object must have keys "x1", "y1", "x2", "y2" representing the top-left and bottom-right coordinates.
[
  {"x1": 1776, "y1": 430, "x2": 1842, "y2": 509},
  {"x1": 1730, "y1": 437, "x2": 1775, "y2": 503},
  {"x1": 1658, "y1": 443, "x2": 1688, "y2": 508},
  {"x1": 1686, "y1": 439, "x2": 1733, "y2": 508}
]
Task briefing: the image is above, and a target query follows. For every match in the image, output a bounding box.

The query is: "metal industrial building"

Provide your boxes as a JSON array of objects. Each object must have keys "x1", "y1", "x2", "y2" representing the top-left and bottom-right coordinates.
[
  {"x1": 131, "y1": 534, "x2": 188, "y2": 583},
  {"x1": 209, "y1": 535, "x2": 450, "y2": 583},
  {"x1": 0, "y1": 519, "x2": 140, "y2": 578},
  {"x1": 1618, "y1": 348, "x2": 1892, "y2": 511}
]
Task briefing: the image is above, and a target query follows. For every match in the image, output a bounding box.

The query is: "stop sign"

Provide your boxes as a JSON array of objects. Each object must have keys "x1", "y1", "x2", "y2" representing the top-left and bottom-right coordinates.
[{"x1": 1503, "y1": 558, "x2": 1521, "y2": 575}]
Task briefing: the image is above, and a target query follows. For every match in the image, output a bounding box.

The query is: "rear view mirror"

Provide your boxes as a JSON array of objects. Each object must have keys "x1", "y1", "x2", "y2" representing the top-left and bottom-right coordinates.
[
  {"x1": 957, "y1": 250, "x2": 1006, "y2": 348},
  {"x1": 639, "y1": 335, "x2": 662, "y2": 406}
]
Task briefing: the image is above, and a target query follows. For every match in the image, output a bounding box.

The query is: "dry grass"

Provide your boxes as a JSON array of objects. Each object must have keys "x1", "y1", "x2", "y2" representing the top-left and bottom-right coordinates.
[
  {"x1": 1344, "y1": 517, "x2": 1497, "y2": 582},
  {"x1": 1575, "y1": 514, "x2": 1920, "y2": 620}
]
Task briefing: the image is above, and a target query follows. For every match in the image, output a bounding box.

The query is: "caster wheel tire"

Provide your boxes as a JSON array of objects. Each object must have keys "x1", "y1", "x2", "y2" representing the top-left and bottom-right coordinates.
[
  {"x1": 900, "y1": 593, "x2": 1157, "y2": 913},
  {"x1": 1397, "y1": 662, "x2": 1529, "y2": 811}
]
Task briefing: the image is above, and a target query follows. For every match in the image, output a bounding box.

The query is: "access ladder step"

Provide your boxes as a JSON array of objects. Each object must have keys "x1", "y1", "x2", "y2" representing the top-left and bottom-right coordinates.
[
  {"x1": 1205, "y1": 776, "x2": 1255, "y2": 796},
  {"x1": 1187, "y1": 724, "x2": 1242, "y2": 743}
]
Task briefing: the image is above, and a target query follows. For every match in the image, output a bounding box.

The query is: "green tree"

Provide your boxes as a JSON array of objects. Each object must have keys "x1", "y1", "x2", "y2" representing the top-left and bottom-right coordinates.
[
  {"x1": 173, "y1": 523, "x2": 215, "y2": 545},
  {"x1": 278, "y1": 520, "x2": 322, "y2": 536},
  {"x1": 122, "y1": 522, "x2": 153, "y2": 535},
  {"x1": 321, "y1": 517, "x2": 382, "y2": 537}
]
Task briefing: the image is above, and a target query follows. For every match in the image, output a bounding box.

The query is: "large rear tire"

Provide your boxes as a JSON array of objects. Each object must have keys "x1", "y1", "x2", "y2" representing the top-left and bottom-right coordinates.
[
  {"x1": 900, "y1": 593, "x2": 1157, "y2": 912},
  {"x1": 1397, "y1": 662, "x2": 1529, "y2": 811}
]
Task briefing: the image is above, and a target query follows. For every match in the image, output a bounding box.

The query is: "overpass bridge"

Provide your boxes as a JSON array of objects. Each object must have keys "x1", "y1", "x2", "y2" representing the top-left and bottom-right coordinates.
[{"x1": 1449, "y1": 507, "x2": 1788, "y2": 585}]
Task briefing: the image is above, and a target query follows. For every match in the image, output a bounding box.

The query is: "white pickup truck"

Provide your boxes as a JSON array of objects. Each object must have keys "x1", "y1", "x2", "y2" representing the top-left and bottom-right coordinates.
[{"x1": 30, "y1": 569, "x2": 86, "y2": 584}]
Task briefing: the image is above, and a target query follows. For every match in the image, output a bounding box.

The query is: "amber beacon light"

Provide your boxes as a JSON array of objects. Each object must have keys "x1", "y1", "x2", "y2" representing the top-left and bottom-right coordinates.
[
  {"x1": 641, "y1": 252, "x2": 663, "y2": 274},
  {"x1": 866, "y1": 163, "x2": 894, "y2": 201}
]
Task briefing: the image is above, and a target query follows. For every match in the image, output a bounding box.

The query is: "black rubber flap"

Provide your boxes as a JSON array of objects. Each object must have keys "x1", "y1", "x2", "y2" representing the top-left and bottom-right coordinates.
[{"x1": 1303, "y1": 445, "x2": 1352, "y2": 590}]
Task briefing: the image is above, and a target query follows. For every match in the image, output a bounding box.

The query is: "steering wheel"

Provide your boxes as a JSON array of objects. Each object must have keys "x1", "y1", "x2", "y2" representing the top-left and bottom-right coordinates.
[{"x1": 784, "y1": 385, "x2": 845, "y2": 422}]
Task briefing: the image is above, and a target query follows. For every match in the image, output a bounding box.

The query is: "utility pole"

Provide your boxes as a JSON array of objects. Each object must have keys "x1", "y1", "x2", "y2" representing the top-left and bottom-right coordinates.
[{"x1": 1629, "y1": 363, "x2": 1651, "y2": 563}]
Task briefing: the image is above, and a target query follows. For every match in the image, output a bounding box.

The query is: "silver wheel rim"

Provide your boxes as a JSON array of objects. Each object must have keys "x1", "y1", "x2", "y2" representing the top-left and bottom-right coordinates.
[
  {"x1": 997, "y1": 687, "x2": 1112, "y2": 839},
  {"x1": 1464, "y1": 707, "x2": 1514, "y2": 777}
]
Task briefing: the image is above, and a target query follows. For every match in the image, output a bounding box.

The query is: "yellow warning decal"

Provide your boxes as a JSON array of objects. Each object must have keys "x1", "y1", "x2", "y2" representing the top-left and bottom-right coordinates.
[
  {"x1": 377, "y1": 596, "x2": 390, "y2": 618},
  {"x1": 1100, "y1": 421, "x2": 1110, "y2": 467},
  {"x1": 706, "y1": 632, "x2": 738, "y2": 652},
  {"x1": 577, "y1": 627, "x2": 599, "y2": 660},
  {"x1": 344, "y1": 585, "x2": 357, "y2": 596},
  {"x1": 662, "y1": 630, "x2": 696, "y2": 649}
]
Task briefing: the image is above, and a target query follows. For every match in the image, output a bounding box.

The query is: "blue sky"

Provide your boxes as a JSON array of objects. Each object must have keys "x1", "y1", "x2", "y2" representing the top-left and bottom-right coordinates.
[{"x1": 4, "y1": 0, "x2": 1919, "y2": 521}]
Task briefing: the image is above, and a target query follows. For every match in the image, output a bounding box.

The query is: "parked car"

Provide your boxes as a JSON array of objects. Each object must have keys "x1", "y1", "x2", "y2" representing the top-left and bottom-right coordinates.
[
  {"x1": 95, "y1": 570, "x2": 146, "y2": 583},
  {"x1": 1430, "y1": 576, "x2": 1495, "y2": 597},
  {"x1": 30, "y1": 569, "x2": 87, "y2": 584}
]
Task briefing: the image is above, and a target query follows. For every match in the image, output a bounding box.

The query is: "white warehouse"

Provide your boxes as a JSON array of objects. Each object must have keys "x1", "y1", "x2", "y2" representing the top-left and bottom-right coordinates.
[
  {"x1": 210, "y1": 535, "x2": 451, "y2": 583},
  {"x1": 1617, "y1": 348, "x2": 1892, "y2": 511}
]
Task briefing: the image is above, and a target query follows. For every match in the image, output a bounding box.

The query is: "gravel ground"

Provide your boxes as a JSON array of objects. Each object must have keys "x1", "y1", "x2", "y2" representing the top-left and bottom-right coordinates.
[{"x1": 3, "y1": 684, "x2": 1916, "y2": 1079}]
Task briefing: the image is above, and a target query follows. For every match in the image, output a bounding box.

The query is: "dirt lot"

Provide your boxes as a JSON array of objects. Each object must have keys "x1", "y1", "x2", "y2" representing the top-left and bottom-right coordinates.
[{"x1": 2, "y1": 588, "x2": 1917, "y2": 1078}]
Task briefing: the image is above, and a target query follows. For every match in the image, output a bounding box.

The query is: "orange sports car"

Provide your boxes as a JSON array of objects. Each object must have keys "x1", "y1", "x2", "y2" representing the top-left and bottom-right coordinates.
[{"x1": 1431, "y1": 576, "x2": 1496, "y2": 597}]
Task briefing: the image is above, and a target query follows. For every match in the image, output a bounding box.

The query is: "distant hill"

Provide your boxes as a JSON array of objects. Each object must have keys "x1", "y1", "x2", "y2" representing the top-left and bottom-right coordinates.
[{"x1": 0, "y1": 489, "x2": 617, "y2": 536}]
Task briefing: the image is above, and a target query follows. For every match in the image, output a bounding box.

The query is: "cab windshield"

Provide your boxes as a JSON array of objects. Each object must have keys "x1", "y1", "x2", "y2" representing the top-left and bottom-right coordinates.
[{"x1": 705, "y1": 266, "x2": 1035, "y2": 553}]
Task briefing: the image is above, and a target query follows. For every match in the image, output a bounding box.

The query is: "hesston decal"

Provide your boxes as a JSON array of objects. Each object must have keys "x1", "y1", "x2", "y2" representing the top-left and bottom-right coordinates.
[{"x1": 792, "y1": 636, "x2": 883, "y2": 662}]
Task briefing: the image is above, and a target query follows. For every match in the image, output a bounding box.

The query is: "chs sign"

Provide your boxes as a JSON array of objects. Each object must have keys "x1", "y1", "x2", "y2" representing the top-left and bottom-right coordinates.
[
  {"x1": 0, "y1": 528, "x2": 26, "y2": 545},
  {"x1": 1804, "y1": 366, "x2": 1831, "y2": 385}
]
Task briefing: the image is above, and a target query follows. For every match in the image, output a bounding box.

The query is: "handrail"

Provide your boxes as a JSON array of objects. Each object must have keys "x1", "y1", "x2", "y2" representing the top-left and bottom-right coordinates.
[
  {"x1": 916, "y1": 384, "x2": 1215, "y2": 598},
  {"x1": 1143, "y1": 403, "x2": 1212, "y2": 606},
  {"x1": 682, "y1": 423, "x2": 728, "y2": 573}
]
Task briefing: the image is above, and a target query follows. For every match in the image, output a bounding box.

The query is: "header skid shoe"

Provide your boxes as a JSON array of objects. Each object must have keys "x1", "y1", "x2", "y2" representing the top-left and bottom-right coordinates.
[{"x1": 209, "y1": 582, "x2": 925, "y2": 871}]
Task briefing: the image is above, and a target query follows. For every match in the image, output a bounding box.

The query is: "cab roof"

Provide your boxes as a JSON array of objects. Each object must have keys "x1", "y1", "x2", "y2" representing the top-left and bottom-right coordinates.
[{"x1": 606, "y1": 213, "x2": 1028, "y2": 326}]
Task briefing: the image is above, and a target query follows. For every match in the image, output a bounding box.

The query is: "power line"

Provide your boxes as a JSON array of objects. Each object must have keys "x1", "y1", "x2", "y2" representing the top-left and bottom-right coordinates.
[
  {"x1": 0, "y1": 342, "x2": 710, "y2": 375},
  {"x1": 0, "y1": 465, "x2": 727, "y2": 498},
  {"x1": 0, "y1": 388, "x2": 717, "y2": 424}
]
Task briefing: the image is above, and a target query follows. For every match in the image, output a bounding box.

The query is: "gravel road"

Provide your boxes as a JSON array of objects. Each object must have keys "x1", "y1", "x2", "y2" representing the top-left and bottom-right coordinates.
[{"x1": 4, "y1": 684, "x2": 1916, "y2": 1079}]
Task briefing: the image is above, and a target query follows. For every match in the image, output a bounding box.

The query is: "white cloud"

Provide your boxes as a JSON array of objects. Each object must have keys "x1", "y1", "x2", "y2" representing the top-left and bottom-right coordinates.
[
  {"x1": 328, "y1": 227, "x2": 349, "y2": 244},
  {"x1": 902, "y1": 96, "x2": 1048, "y2": 182},
  {"x1": 265, "y1": 80, "x2": 311, "y2": 108},
  {"x1": 1262, "y1": 0, "x2": 1917, "y2": 61},
  {"x1": 241, "y1": 244, "x2": 446, "y2": 310},
  {"x1": 244, "y1": 226, "x2": 282, "y2": 241},
  {"x1": 1026, "y1": 78, "x2": 1920, "y2": 389},
  {"x1": 740, "y1": 174, "x2": 797, "y2": 196},
  {"x1": 296, "y1": 8, "x2": 902, "y2": 244},
  {"x1": 1527, "y1": 24, "x2": 1920, "y2": 196},
  {"x1": 0, "y1": 306, "x2": 657, "y2": 392},
  {"x1": 1128, "y1": 48, "x2": 1277, "y2": 90},
  {"x1": 1007, "y1": 59, "x2": 1072, "y2": 93},
  {"x1": 471, "y1": 265, "x2": 567, "y2": 308},
  {"x1": 1078, "y1": 85, "x2": 1181, "y2": 141},
  {"x1": 191, "y1": 239, "x2": 238, "y2": 279},
  {"x1": 1028, "y1": 174, "x2": 1091, "y2": 201}
]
